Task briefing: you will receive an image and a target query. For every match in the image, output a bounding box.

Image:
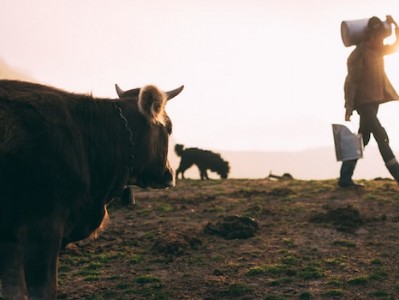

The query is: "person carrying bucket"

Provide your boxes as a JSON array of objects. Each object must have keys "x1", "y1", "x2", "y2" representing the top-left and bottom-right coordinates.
[{"x1": 339, "y1": 15, "x2": 399, "y2": 188}]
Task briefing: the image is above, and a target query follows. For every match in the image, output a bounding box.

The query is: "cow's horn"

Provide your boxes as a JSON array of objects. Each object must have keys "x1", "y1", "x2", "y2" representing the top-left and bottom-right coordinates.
[
  {"x1": 115, "y1": 84, "x2": 125, "y2": 97},
  {"x1": 166, "y1": 85, "x2": 184, "y2": 100}
]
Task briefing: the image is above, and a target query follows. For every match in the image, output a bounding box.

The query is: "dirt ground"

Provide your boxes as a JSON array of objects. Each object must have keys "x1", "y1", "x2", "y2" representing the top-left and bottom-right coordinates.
[{"x1": 4, "y1": 178, "x2": 399, "y2": 299}]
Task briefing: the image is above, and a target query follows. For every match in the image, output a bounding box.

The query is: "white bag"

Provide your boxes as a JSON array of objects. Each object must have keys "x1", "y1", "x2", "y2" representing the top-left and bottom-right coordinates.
[{"x1": 332, "y1": 124, "x2": 363, "y2": 161}]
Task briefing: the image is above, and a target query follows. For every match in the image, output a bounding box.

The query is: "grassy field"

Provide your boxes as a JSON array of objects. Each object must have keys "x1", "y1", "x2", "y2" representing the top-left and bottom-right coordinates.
[{"x1": 54, "y1": 179, "x2": 399, "y2": 298}]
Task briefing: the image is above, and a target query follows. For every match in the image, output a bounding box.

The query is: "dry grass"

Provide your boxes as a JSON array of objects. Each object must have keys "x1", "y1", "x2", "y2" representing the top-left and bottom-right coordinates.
[{"x1": 39, "y1": 179, "x2": 399, "y2": 299}]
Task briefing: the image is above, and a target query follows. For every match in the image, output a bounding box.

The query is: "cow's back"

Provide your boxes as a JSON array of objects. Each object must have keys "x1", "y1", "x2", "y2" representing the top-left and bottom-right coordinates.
[{"x1": 0, "y1": 81, "x2": 89, "y2": 232}]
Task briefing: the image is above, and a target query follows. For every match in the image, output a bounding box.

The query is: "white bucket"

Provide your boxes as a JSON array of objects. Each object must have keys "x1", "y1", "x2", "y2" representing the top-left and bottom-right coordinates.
[
  {"x1": 332, "y1": 124, "x2": 364, "y2": 161},
  {"x1": 341, "y1": 18, "x2": 392, "y2": 47}
]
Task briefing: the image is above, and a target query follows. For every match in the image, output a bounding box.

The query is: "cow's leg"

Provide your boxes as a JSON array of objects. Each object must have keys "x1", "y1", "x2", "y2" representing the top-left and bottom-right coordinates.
[
  {"x1": 0, "y1": 240, "x2": 28, "y2": 300},
  {"x1": 24, "y1": 223, "x2": 63, "y2": 300}
]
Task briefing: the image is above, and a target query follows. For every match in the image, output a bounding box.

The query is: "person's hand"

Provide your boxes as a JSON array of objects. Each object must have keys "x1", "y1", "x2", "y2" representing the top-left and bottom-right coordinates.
[
  {"x1": 345, "y1": 111, "x2": 351, "y2": 122},
  {"x1": 387, "y1": 15, "x2": 398, "y2": 27}
]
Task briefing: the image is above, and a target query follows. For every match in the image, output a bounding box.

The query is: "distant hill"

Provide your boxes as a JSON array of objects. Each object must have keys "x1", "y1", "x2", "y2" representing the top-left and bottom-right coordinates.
[
  {"x1": 0, "y1": 57, "x2": 34, "y2": 81},
  {"x1": 169, "y1": 144, "x2": 391, "y2": 180}
]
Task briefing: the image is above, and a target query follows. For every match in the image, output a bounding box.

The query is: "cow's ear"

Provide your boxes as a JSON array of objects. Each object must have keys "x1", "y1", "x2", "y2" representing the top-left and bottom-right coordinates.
[{"x1": 138, "y1": 85, "x2": 167, "y2": 125}]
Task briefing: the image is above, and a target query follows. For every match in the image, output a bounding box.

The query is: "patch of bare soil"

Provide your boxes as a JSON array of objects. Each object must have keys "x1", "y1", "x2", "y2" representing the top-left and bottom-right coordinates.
[
  {"x1": 204, "y1": 215, "x2": 259, "y2": 239},
  {"x1": 309, "y1": 205, "x2": 364, "y2": 233},
  {"x1": 51, "y1": 179, "x2": 399, "y2": 299}
]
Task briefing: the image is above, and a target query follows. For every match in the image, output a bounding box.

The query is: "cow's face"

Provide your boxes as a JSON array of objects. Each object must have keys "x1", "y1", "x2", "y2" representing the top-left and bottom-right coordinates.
[{"x1": 116, "y1": 84, "x2": 183, "y2": 189}]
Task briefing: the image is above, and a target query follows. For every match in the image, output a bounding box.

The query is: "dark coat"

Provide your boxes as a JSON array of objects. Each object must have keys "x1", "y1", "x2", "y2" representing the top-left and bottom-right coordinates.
[{"x1": 344, "y1": 28, "x2": 399, "y2": 115}]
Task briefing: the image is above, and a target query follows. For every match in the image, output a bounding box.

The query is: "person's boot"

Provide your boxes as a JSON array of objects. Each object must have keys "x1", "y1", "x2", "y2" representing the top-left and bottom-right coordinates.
[
  {"x1": 386, "y1": 158, "x2": 399, "y2": 184},
  {"x1": 338, "y1": 159, "x2": 363, "y2": 188}
]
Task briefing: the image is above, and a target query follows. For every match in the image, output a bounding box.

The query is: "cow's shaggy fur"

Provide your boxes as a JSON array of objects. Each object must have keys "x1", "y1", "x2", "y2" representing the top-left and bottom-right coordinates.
[{"x1": 175, "y1": 144, "x2": 230, "y2": 180}]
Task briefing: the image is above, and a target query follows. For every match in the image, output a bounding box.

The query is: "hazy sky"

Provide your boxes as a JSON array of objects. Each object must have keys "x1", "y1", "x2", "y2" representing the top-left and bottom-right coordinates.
[{"x1": 2, "y1": 0, "x2": 399, "y2": 152}]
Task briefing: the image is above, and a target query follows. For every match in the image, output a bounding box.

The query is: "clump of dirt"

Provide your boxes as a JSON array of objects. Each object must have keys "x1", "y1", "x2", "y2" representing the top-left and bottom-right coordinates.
[
  {"x1": 204, "y1": 215, "x2": 259, "y2": 239},
  {"x1": 151, "y1": 232, "x2": 202, "y2": 257},
  {"x1": 309, "y1": 205, "x2": 364, "y2": 233}
]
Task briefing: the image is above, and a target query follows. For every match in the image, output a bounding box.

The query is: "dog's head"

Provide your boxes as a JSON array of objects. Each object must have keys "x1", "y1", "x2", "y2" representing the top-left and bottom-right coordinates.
[
  {"x1": 217, "y1": 161, "x2": 230, "y2": 179},
  {"x1": 174, "y1": 144, "x2": 185, "y2": 156}
]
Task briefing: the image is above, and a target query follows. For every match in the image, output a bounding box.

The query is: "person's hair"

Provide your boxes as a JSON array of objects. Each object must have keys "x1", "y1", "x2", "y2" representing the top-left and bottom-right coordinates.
[{"x1": 367, "y1": 16, "x2": 387, "y2": 38}]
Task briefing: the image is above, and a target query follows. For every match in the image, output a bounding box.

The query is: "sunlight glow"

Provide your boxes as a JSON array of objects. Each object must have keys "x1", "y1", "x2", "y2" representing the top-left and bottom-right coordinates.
[{"x1": 2, "y1": 0, "x2": 399, "y2": 179}]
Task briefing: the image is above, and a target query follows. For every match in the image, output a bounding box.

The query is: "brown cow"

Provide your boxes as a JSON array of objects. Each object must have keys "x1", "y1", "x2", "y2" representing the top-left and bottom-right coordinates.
[{"x1": 0, "y1": 80, "x2": 183, "y2": 299}]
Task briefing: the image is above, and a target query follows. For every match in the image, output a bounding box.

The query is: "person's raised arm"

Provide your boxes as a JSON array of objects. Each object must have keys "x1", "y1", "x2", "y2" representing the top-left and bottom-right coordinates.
[{"x1": 384, "y1": 15, "x2": 399, "y2": 54}]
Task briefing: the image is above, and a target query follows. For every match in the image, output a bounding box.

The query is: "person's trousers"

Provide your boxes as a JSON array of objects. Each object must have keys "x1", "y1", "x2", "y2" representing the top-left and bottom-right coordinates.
[{"x1": 339, "y1": 103, "x2": 398, "y2": 184}]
